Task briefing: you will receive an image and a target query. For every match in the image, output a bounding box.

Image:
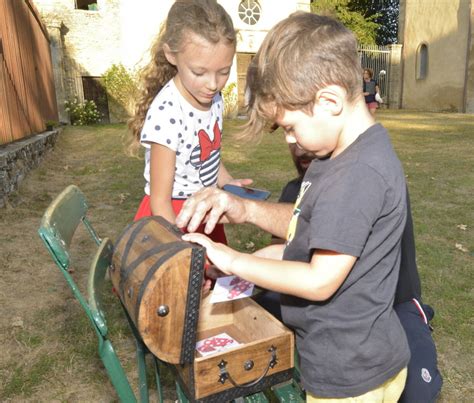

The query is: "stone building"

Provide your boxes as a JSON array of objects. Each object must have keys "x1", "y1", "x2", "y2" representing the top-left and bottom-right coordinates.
[
  {"x1": 398, "y1": 0, "x2": 474, "y2": 112},
  {"x1": 32, "y1": 0, "x2": 311, "y2": 123}
]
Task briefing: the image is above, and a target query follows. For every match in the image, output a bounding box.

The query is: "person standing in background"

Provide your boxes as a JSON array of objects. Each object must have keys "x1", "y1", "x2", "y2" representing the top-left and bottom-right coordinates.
[{"x1": 363, "y1": 68, "x2": 380, "y2": 116}]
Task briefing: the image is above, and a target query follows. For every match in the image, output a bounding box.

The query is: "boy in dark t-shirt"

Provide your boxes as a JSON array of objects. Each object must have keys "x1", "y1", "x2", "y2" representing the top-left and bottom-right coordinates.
[
  {"x1": 179, "y1": 13, "x2": 410, "y2": 400},
  {"x1": 256, "y1": 142, "x2": 442, "y2": 402}
]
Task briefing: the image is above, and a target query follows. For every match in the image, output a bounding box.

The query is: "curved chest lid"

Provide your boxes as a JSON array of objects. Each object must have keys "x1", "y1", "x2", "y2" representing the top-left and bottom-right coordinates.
[{"x1": 111, "y1": 216, "x2": 205, "y2": 364}]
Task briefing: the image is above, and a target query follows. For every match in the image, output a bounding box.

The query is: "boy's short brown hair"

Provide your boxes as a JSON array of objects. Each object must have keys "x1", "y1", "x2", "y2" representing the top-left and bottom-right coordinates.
[{"x1": 245, "y1": 12, "x2": 362, "y2": 137}]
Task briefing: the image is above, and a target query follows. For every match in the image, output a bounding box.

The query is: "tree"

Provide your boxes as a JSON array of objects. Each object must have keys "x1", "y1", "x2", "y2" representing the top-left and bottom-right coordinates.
[
  {"x1": 311, "y1": 0, "x2": 380, "y2": 45},
  {"x1": 347, "y1": 0, "x2": 400, "y2": 45}
]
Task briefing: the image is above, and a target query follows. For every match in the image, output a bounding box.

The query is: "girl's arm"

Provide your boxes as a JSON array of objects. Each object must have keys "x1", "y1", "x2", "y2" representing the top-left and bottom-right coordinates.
[
  {"x1": 183, "y1": 233, "x2": 356, "y2": 301},
  {"x1": 149, "y1": 143, "x2": 177, "y2": 223},
  {"x1": 217, "y1": 162, "x2": 253, "y2": 188}
]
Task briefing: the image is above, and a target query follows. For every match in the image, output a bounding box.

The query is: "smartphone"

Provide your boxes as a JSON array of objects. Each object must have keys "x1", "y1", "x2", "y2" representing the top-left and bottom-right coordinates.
[{"x1": 222, "y1": 184, "x2": 271, "y2": 201}]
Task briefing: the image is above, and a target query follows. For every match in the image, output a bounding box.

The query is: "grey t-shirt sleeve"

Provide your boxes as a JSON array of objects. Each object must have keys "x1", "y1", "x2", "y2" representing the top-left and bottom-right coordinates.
[{"x1": 309, "y1": 164, "x2": 386, "y2": 257}]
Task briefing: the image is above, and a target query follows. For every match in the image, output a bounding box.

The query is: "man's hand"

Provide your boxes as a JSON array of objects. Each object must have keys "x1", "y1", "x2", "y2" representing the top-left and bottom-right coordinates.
[
  {"x1": 176, "y1": 187, "x2": 248, "y2": 234},
  {"x1": 182, "y1": 233, "x2": 240, "y2": 275}
]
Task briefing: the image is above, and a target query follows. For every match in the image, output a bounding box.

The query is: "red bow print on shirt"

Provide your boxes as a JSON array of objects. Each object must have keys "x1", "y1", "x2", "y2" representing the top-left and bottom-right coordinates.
[{"x1": 198, "y1": 121, "x2": 221, "y2": 161}]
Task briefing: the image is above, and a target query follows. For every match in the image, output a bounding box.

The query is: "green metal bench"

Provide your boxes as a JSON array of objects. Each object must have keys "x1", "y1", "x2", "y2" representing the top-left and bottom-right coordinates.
[{"x1": 38, "y1": 185, "x2": 161, "y2": 402}]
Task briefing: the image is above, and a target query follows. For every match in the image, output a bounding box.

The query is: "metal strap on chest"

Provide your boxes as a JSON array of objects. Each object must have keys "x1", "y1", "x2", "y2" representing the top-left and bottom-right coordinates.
[{"x1": 180, "y1": 247, "x2": 205, "y2": 363}]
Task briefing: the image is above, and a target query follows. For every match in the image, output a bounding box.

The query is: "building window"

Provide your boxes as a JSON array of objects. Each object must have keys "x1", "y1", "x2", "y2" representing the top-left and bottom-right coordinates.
[
  {"x1": 416, "y1": 43, "x2": 428, "y2": 80},
  {"x1": 75, "y1": 1, "x2": 98, "y2": 11},
  {"x1": 238, "y1": 0, "x2": 261, "y2": 26}
]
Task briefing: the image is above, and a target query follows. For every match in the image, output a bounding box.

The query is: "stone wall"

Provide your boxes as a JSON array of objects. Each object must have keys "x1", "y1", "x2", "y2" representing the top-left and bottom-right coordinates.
[
  {"x1": 466, "y1": 3, "x2": 474, "y2": 113},
  {"x1": 388, "y1": 44, "x2": 403, "y2": 109},
  {"x1": 0, "y1": 130, "x2": 60, "y2": 208},
  {"x1": 399, "y1": 0, "x2": 473, "y2": 112}
]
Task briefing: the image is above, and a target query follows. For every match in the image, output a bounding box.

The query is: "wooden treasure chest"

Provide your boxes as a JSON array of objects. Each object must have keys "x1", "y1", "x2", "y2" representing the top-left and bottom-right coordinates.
[{"x1": 110, "y1": 216, "x2": 295, "y2": 402}]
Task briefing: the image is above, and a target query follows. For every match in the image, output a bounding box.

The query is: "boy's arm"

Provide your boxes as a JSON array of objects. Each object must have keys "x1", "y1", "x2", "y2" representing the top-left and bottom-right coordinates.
[
  {"x1": 252, "y1": 244, "x2": 285, "y2": 259},
  {"x1": 232, "y1": 248, "x2": 356, "y2": 300},
  {"x1": 183, "y1": 233, "x2": 356, "y2": 301}
]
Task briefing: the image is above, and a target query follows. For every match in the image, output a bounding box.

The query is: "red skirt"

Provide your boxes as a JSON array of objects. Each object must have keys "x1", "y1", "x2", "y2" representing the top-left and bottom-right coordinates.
[{"x1": 134, "y1": 195, "x2": 227, "y2": 244}]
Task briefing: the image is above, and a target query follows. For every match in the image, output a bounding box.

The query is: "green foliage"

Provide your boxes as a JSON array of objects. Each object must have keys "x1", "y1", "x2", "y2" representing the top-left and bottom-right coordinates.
[
  {"x1": 349, "y1": 0, "x2": 399, "y2": 45},
  {"x1": 64, "y1": 98, "x2": 102, "y2": 125},
  {"x1": 221, "y1": 82, "x2": 238, "y2": 118},
  {"x1": 102, "y1": 63, "x2": 138, "y2": 115},
  {"x1": 311, "y1": 0, "x2": 379, "y2": 45},
  {"x1": 44, "y1": 120, "x2": 58, "y2": 129}
]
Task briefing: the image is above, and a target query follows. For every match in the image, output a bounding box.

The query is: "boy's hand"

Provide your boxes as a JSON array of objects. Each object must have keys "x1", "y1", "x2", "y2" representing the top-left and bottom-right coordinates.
[
  {"x1": 176, "y1": 188, "x2": 248, "y2": 234},
  {"x1": 182, "y1": 233, "x2": 238, "y2": 275}
]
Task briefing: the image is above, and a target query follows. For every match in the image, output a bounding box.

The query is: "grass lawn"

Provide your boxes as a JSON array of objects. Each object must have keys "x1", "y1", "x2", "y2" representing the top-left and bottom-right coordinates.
[{"x1": 0, "y1": 110, "x2": 472, "y2": 401}]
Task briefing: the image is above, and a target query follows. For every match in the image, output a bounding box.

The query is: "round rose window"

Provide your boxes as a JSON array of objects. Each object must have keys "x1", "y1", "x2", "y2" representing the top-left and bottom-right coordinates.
[{"x1": 238, "y1": 0, "x2": 261, "y2": 25}]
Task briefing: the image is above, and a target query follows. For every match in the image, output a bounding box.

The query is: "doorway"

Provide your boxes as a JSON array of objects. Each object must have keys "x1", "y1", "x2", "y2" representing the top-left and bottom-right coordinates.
[
  {"x1": 82, "y1": 76, "x2": 110, "y2": 123},
  {"x1": 236, "y1": 53, "x2": 254, "y2": 114}
]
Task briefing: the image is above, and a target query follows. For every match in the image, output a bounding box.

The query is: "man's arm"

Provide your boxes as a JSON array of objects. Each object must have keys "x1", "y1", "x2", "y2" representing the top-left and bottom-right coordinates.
[
  {"x1": 244, "y1": 200, "x2": 294, "y2": 239},
  {"x1": 176, "y1": 187, "x2": 294, "y2": 239}
]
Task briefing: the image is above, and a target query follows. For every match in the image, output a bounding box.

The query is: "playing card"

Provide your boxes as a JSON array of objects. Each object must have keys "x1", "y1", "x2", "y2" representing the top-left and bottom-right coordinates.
[
  {"x1": 210, "y1": 275, "x2": 254, "y2": 304},
  {"x1": 195, "y1": 332, "x2": 240, "y2": 356}
]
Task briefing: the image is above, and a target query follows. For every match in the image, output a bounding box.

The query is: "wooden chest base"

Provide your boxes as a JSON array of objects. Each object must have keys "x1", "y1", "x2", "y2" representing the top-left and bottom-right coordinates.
[{"x1": 174, "y1": 295, "x2": 294, "y2": 401}]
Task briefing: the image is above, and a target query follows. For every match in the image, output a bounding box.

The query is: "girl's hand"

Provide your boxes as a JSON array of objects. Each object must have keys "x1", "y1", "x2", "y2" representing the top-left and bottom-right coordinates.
[
  {"x1": 226, "y1": 178, "x2": 253, "y2": 187},
  {"x1": 205, "y1": 265, "x2": 227, "y2": 280},
  {"x1": 216, "y1": 163, "x2": 252, "y2": 188},
  {"x1": 201, "y1": 261, "x2": 226, "y2": 295},
  {"x1": 182, "y1": 233, "x2": 238, "y2": 275},
  {"x1": 202, "y1": 277, "x2": 213, "y2": 297}
]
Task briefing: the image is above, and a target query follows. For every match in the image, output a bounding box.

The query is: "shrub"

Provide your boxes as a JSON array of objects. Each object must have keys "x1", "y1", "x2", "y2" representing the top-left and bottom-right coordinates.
[
  {"x1": 64, "y1": 98, "x2": 102, "y2": 125},
  {"x1": 103, "y1": 63, "x2": 139, "y2": 116},
  {"x1": 44, "y1": 120, "x2": 58, "y2": 130},
  {"x1": 222, "y1": 82, "x2": 238, "y2": 118}
]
